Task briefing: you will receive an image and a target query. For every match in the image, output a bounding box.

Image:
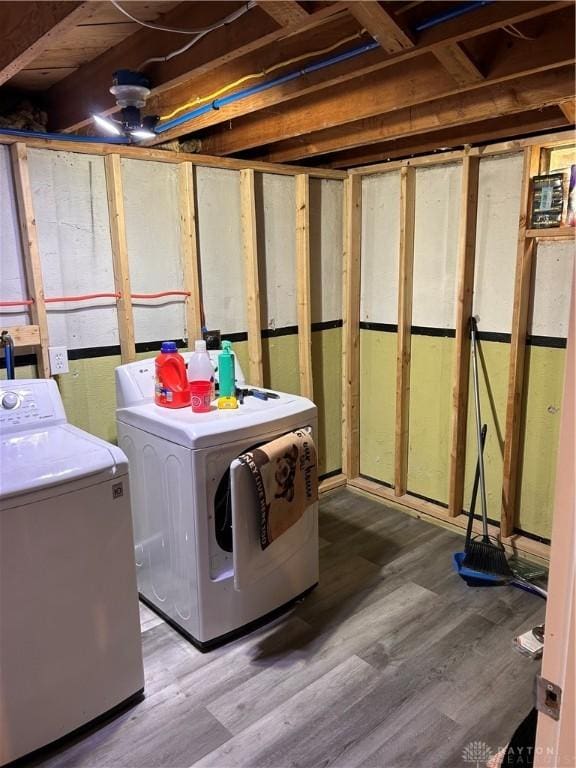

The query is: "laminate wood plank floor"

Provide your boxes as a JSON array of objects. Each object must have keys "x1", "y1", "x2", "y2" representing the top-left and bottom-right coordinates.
[{"x1": 27, "y1": 489, "x2": 546, "y2": 768}]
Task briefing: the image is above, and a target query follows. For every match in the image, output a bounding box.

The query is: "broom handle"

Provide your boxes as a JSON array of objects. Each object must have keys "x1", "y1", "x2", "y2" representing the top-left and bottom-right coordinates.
[
  {"x1": 471, "y1": 316, "x2": 489, "y2": 540},
  {"x1": 465, "y1": 423, "x2": 487, "y2": 547}
]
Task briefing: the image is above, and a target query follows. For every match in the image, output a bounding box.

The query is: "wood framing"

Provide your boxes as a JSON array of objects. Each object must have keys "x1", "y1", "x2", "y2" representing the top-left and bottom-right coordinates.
[
  {"x1": 0, "y1": 325, "x2": 41, "y2": 348},
  {"x1": 558, "y1": 99, "x2": 576, "y2": 124},
  {"x1": 295, "y1": 174, "x2": 313, "y2": 400},
  {"x1": 346, "y1": 2, "x2": 414, "y2": 54},
  {"x1": 448, "y1": 155, "x2": 480, "y2": 517},
  {"x1": 394, "y1": 165, "x2": 416, "y2": 497},
  {"x1": 342, "y1": 174, "x2": 362, "y2": 479},
  {"x1": 104, "y1": 153, "x2": 136, "y2": 364},
  {"x1": 348, "y1": 477, "x2": 550, "y2": 563},
  {"x1": 319, "y1": 473, "x2": 347, "y2": 494},
  {"x1": 240, "y1": 169, "x2": 264, "y2": 387},
  {"x1": 433, "y1": 43, "x2": 484, "y2": 87},
  {"x1": 178, "y1": 162, "x2": 203, "y2": 345},
  {"x1": 257, "y1": 1, "x2": 309, "y2": 27},
  {"x1": 9, "y1": 142, "x2": 50, "y2": 377},
  {"x1": 501, "y1": 145, "x2": 543, "y2": 539}
]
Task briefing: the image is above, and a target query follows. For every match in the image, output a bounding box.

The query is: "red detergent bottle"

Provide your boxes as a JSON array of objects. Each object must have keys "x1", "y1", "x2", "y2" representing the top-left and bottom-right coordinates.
[{"x1": 154, "y1": 341, "x2": 191, "y2": 408}]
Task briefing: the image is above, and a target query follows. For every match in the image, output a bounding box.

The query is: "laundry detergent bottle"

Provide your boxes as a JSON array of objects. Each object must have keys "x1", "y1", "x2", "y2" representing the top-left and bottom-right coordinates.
[
  {"x1": 188, "y1": 339, "x2": 215, "y2": 413},
  {"x1": 155, "y1": 341, "x2": 190, "y2": 408}
]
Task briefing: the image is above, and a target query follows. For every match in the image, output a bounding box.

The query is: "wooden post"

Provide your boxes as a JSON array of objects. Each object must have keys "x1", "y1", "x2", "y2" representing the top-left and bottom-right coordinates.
[
  {"x1": 295, "y1": 173, "x2": 313, "y2": 400},
  {"x1": 10, "y1": 142, "x2": 50, "y2": 377},
  {"x1": 394, "y1": 165, "x2": 416, "y2": 497},
  {"x1": 448, "y1": 155, "x2": 480, "y2": 516},
  {"x1": 239, "y1": 168, "x2": 263, "y2": 386},
  {"x1": 104, "y1": 153, "x2": 135, "y2": 363},
  {"x1": 501, "y1": 145, "x2": 542, "y2": 538},
  {"x1": 342, "y1": 174, "x2": 362, "y2": 479},
  {"x1": 179, "y1": 162, "x2": 203, "y2": 345}
]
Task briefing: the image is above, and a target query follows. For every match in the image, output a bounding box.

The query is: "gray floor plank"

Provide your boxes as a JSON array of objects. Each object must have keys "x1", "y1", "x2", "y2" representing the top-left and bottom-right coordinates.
[{"x1": 27, "y1": 489, "x2": 545, "y2": 768}]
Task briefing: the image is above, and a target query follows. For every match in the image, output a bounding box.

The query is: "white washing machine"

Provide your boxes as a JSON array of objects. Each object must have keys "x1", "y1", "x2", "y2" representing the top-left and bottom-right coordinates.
[
  {"x1": 0, "y1": 379, "x2": 144, "y2": 766},
  {"x1": 115, "y1": 351, "x2": 319, "y2": 650}
]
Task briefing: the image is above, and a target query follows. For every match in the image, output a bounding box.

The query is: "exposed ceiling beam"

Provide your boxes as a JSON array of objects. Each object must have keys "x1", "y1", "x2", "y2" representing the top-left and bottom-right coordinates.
[
  {"x1": 323, "y1": 109, "x2": 569, "y2": 168},
  {"x1": 157, "y1": 2, "x2": 572, "y2": 147},
  {"x1": 257, "y1": 1, "x2": 309, "y2": 26},
  {"x1": 346, "y1": 1, "x2": 414, "y2": 53},
  {"x1": 46, "y1": 1, "x2": 343, "y2": 132},
  {"x1": 433, "y1": 43, "x2": 484, "y2": 86},
  {"x1": 558, "y1": 99, "x2": 576, "y2": 124},
  {"x1": 0, "y1": 1, "x2": 93, "y2": 86},
  {"x1": 198, "y1": 15, "x2": 575, "y2": 158},
  {"x1": 253, "y1": 67, "x2": 575, "y2": 162}
]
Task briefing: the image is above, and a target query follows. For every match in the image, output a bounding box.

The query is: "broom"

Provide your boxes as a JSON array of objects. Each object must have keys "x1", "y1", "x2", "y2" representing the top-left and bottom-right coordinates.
[{"x1": 462, "y1": 316, "x2": 513, "y2": 578}]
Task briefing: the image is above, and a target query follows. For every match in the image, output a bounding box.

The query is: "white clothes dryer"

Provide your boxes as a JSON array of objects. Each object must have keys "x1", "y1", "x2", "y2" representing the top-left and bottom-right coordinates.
[
  {"x1": 0, "y1": 379, "x2": 144, "y2": 766},
  {"x1": 115, "y1": 351, "x2": 319, "y2": 650}
]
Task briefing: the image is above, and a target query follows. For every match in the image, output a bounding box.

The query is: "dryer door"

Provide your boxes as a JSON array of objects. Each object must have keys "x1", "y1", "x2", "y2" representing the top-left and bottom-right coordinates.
[{"x1": 230, "y1": 454, "x2": 316, "y2": 591}]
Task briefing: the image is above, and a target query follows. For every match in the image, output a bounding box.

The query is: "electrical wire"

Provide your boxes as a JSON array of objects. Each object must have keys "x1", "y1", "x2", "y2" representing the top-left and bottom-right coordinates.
[
  {"x1": 137, "y1": 2, "x2": 255, "y2": 70},
  {"x1": 0, "y1": 291, "x2": 191, "y2": 309},
  {"x1": 111, "y1": 0, "x2": 254, "y2": 35},
  {"x1": 159, "y1": 29, "x2": 368, "y2": 122},
  {"x1": 502, "y1": 24, "x2": 535, "y2": 40}
]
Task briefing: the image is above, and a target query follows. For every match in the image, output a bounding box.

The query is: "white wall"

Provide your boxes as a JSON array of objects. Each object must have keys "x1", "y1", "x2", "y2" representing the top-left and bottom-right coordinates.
[
  {"x1": 195, "y1": 166, "x2": 246, "y2": 335},
  {"x1": 531, "y1": 240, "x2": 575, "y2": 338},
  {"x1": 360, "y1": 171, "x2": 401, "y2": 324},
  {"x1": 122, "y1": 158, "x2": 185, "y2": 343},
  {"x1": 28, "y1": 148, "x2": 119, "y2": 349},
  {"x1": 310, "y1": 178, "x2": 343, "y2": 324},
  {"x1": 0, "y1": 146, "x2": 29, "y2": 327}
]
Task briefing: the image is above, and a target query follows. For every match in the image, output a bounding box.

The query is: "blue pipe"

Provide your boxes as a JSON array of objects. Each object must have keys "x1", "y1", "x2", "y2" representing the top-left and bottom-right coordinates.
[
  {"x1": 156, "y1": 40, "x2": 380, "y2": 134},
  {"x1": 414, "y1": 1, "x2": 493, "y2": 32},
  {"x1": 0, "y1": 128, "x2": 130, "y2": 144}
]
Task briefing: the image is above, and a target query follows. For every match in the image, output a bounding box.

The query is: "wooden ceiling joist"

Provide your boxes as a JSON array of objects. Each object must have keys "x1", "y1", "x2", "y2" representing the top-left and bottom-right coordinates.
[
  {"x1": 254, "y1": 67, "x2": 575, "y2": 163},
  {"x1": 558, "y1": 99, "x2": 576, "y2": 124},
  {"x1": 257, "y1": 1, "x2": 309, "y2": 27},
  {"x1": 433, "y1": 42, "x2": 484, "y2": 86},
  {"x1": 346, "y1": 1, "x2": 414, "y2": 54},
  {"x1": 199, "y1": 20, "x2": 575, "y2": 158},
  {"x1": 149, "y1": 1, "x2": 572, "y2": 146},
  {"x1": 323, "y1": 109, "x2": 570, "y2": 168},
  {"x1": 0, "y1": 1, "x2": 93, "y2": 86}
]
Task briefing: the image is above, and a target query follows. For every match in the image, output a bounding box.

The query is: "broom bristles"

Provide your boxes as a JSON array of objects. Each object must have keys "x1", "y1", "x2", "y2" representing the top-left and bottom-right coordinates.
[{"x1": 462, "y1": 539, "x2": 513, "y2": 578}]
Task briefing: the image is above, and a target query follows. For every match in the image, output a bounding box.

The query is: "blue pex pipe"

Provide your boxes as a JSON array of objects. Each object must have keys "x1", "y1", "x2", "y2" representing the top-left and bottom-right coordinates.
[
  {"x1": 0, "y1": 128, "x2": 130, "y2": 144},
  {"x1": 414, "y1": 1, "x2": 494, "y2": 32},
  {"x1": 156, "y1": 40, "x2": 380, "y2": 134}
]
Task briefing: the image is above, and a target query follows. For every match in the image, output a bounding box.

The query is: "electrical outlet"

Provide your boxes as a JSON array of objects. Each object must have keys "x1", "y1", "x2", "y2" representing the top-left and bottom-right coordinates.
[{"x1": 48, "y1": 346, "x2": 69, "y2": 375}]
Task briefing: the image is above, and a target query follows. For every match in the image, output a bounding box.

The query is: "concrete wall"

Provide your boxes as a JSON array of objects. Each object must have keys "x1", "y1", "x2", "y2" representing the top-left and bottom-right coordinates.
[
  {"x1": 359, "y1": 153, "x2": 573, "y2": 540},
  {"x1": 0, "y1": 150, "x2": 344, "y2": 477}
]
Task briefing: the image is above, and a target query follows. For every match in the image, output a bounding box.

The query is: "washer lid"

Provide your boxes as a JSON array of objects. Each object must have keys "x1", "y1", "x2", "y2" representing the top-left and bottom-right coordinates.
[
  {"x1": 116, "y1": 390, "x2": 317, "y2": 449},
  {"x1": 0, "y1": 424, "x2": 123, "y2": 499}
]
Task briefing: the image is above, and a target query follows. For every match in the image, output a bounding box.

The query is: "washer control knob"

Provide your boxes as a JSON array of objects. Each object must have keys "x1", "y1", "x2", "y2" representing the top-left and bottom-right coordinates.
[{"x1": 1, "y1": 392, "x2": 20, "y2": 410}]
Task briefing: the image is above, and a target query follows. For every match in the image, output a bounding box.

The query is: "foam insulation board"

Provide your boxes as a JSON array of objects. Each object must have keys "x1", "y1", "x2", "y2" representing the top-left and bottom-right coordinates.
[
  {"x1": 28, "y1": 148, "x2": 119, "y2": 349},
  {"x1": 196, "y1": 166, "x2": 246, "y2": 334},
  {"x1": 310, "y1": 178, "x2": 343, "y2": 323},
  {"x1": 121, "y1": 158, "x2": 185, "y2": 343},
  {"x1": 412, "y1": 162, "x2": 461, "y2": 329},
  {"x1": 473, "y1": 152, "x2": 523, "y2": 334},
  {"x1": 312, "y1": 327, "x2": 343, "y2": 475},
  {"x1": 256, "y1": 173, "x2": 297, "y2": 330},
  {"x1": 0, "y1": 146, "x2": 29, "y2": 327},
  {"x1": 530, "y1": 241, "x2": 574, "y2": 338},
  {"x1": 360, "y1": 172, "x2": 400, "y2": 324}
]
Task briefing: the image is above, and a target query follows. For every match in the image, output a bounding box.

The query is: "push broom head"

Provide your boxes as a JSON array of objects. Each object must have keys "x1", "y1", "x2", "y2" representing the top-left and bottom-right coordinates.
[{"x1": 462, "y1": 537, "x2": 514, "y2": 579}]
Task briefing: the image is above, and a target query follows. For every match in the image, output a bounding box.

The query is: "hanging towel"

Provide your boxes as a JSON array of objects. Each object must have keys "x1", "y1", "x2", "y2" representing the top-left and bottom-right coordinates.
[{"x1": 238, "y1": 429, "x2": 318, "y2": 550}]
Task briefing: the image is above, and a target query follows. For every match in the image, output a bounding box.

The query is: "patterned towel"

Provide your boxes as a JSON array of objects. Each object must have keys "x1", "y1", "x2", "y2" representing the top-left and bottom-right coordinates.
[{"x1": 238, "y1": 429, "x2": 318, "y2": 550}]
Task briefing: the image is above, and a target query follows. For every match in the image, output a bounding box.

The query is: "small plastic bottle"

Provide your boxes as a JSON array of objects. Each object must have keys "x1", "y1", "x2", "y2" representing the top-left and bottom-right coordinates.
[
  {"x1": 188, "y1": 340, "x2": 215, "y2": 413},
  {"x1": 218, "y1": 340, "x2": 238, "y2": 409}
]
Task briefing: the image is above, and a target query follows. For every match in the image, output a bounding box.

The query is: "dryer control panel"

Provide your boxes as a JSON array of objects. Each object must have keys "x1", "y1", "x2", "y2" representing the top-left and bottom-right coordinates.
[{"x1": 0, "y1": 379, "x2": 66, "y2": 432}]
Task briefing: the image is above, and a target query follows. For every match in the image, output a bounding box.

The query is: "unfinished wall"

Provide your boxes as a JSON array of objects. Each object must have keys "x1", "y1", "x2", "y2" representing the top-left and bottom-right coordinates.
[
  {"x1": 359, "y1": 152, "x2": 572, "y2": 540},
  {"x1": 1, "y1": 147, "x2": 343, "y2": 476}
]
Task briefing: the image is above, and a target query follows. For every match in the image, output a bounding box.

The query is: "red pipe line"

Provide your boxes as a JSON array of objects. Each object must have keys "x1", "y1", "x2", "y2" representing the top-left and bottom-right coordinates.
[{"x1": 0, "y1": 290, "x2": 191, "y2": 308}]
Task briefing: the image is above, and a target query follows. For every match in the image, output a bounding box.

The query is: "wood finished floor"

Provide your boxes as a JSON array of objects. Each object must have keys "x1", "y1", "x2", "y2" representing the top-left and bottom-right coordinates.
[{"x1": 29, "y1": 488, "x2": 545, "y2": 768}]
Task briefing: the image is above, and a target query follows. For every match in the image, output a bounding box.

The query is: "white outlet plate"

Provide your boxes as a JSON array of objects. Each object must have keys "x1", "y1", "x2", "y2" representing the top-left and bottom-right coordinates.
[{"x1": 48, "y1": 345, "x2": 69, "y2": 375}]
